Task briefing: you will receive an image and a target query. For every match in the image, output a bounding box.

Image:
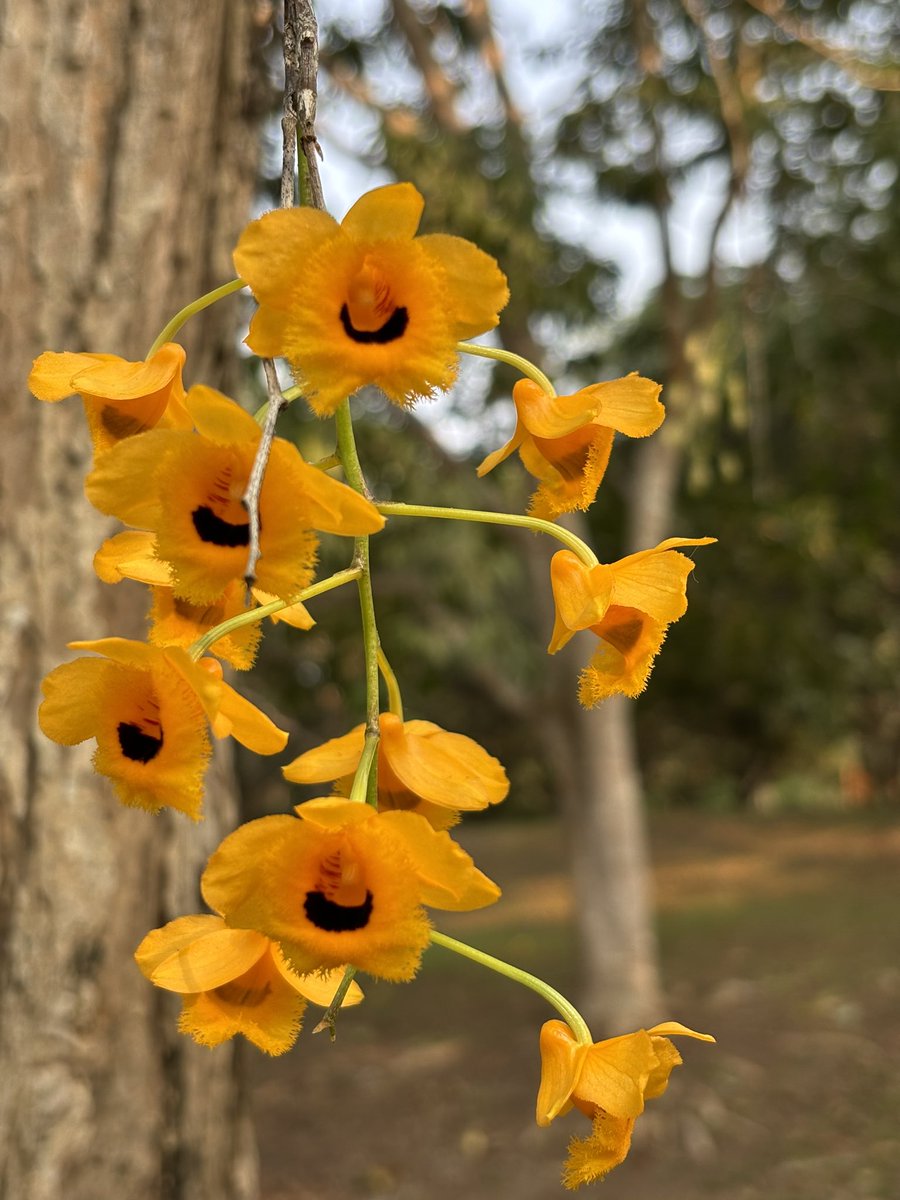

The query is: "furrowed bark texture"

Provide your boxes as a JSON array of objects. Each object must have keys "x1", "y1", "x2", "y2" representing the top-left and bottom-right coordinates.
[{"x1": 0, "y1": 3, "x2": 264, "y2": 1197}]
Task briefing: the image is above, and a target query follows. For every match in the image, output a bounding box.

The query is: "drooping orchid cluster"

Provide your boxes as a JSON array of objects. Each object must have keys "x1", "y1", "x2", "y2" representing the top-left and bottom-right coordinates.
[{"x1": 33, "y1": 182, "x2": 713, "y2": 1188}]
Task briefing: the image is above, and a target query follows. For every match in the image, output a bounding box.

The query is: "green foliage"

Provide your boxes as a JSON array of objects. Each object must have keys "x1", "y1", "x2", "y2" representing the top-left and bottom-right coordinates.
[{"x1": 660, "y1": 224, "x2": 900, "y2": 807}]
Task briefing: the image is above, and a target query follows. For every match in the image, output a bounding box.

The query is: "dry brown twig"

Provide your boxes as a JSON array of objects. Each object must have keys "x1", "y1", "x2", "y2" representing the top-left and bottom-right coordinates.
[
  {"x1": 284, "y1": 0, "x2": 326, "y2": 208},
  {"x1": 243, "y1": 0, "x2": 324, "y2": 595},
  {"x1": 242, "y1": 359, "x2": 290, "y2": 592}
]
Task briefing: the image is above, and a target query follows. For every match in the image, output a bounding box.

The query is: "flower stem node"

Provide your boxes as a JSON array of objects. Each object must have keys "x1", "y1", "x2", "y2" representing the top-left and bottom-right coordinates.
[
  {"x1": 201, "y1": 798, "x2": 501, "y2": 982},
  {"x1": 234, "y1": 182, "x2": 509, "y2": 414}
]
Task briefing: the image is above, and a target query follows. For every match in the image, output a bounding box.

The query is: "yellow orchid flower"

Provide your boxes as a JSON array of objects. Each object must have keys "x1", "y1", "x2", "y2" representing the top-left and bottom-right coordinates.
[
  {"x1": 28, "y1": 343, "x2": 191, "y2": 460},
  {"x1": 134, "y1": 914, "x2": 363, "y2": 1055},
  {"x1": 548, "y1": 537, "x2": 715, "y2": 705},
  {"x1": 282, "y1": 712, "x2": 509, "y2": 830},
  {"x1": 38, "y1": 638, "x2": 287, "y2": 819},
  {"x1": 478, "y1": 374, "x2": 664, "y2": 520},
  {"x1": 201, "y1": 798, "x2": 501, "y2": 983},
  {"x1": 85, "y1": 384, "x2": 384, "y2": 604},
  {"x1": 234, "y1": 182, "x2": 509, "y2": 415},
  {"x1": 536, "y1": 1019, "x2": 715, "y2": 1188},
  {"x1": 93, "y1": 529, "x2": 314, "y2": 669}
]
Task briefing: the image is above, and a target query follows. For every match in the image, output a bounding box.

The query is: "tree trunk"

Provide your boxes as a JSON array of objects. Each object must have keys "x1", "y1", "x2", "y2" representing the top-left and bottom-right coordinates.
[
  {"x1": 496, "y1": 283, "x2": 665, "y2": 1031},
  {"x1": 571, "y1": 695, "x2": 663, "y2": 1031},
  {"x1": 0, "y1": 4, "x2": 264, "y2": 1197},
  {"x1": 564, "y1": 348, "x2": 693, "y2": 1033},
  {"x1": 525, "y1": 514, "x2": 664, "y2": 1034}
]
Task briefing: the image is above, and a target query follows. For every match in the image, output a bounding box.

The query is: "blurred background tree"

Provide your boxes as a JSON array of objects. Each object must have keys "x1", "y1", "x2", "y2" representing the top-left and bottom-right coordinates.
[{"x1": 243, "y1": 0, "x2": 899, "y2": 1030}]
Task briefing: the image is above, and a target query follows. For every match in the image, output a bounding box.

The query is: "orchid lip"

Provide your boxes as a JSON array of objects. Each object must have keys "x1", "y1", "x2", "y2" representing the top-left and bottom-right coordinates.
[
  {"x1": 304, "y1": 889, "x2": 374, "y2": 932},
  {"x1": 191, "y1": 505, "x2": 251, "y2": 547},
  {"x1": 339, "y1": 303, "x2": 409, "y2": 345},
  {"x1": 117, "y1": 721, "x2": 163, "y2": 762}
]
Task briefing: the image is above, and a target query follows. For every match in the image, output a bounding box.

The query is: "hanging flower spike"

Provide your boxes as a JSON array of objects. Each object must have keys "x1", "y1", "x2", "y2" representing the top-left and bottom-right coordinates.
[
  {"x1": 282, "y1": 712, "x2": 509, "y2": 830},
  {"x1": 548, "y1": 537, "x2": 716, "y2": 705},
  {"x1": 234, "y1": 182, "x2": 510, "y2": 415},
  {"x1": 536, "y1": 1019, "x2": 715, "y2": 1188},
  {"x1": 201, "y1": 797, "x2": 501, "y2": 983},
  {"x1": 85, "y1": 384, "x2": 384, "y2": 604},
  {"x1": 93, "y1": 529, "x2": 315, "y2": 670},
  {"x1": 38, "y1": 638, "x2": 287, "y2": 819},
  {"x1": 134, "y1": 914, "x2": 363, "y2": 1055},
  {"x1": 29, "y1": 343, "x2": 192, "y2": 460},
  {"x1": 477, "y1": 375, "x2": 665, "y2": 520}
]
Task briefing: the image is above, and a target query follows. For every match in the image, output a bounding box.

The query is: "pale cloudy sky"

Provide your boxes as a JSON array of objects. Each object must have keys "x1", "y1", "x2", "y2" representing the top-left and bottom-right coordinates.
[
  {"x1": 298, "y1": 0, "x2": 771, "y2": 449},
  {"x1": 313, "y1": 0, "x2": 770, "y2": 308}
]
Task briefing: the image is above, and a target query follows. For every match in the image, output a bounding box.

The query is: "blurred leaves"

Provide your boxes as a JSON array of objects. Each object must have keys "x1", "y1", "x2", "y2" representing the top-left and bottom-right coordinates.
[{"x1": 248, "y1": 0, "x2": 900, "y2": 813}]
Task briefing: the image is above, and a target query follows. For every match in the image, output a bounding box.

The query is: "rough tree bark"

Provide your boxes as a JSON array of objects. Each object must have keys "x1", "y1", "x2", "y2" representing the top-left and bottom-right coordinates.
[{"x1": 0, "y1": 4, "x2": 266, "y2": 1197}]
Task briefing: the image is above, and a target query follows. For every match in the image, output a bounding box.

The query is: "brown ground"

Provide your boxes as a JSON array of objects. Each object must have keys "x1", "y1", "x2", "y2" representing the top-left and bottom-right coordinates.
[{"x1": 249, "y1": 812, "x2": 900, "y2": 1200}]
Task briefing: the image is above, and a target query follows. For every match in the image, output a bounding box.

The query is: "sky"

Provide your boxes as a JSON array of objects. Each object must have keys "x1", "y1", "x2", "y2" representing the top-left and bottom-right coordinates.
[
  {"x1": 279, "y1": 0, "x2": 774, "y2": 450},
  {"x1": 313, "y1": 0, "x2": 773, "y2": 306}
]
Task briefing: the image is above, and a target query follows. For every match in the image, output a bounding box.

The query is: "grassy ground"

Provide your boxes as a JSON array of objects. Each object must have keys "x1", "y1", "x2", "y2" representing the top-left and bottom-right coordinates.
[{"x1": 250, "y1": 811, "x2": 900, "y2": 1200}]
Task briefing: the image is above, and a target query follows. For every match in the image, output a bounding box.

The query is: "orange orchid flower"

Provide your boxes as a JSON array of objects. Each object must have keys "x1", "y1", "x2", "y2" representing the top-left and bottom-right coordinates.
[
  {"x1": 29, "y1": 342, "x2": 191, "y2": 459},
  {"x1": 283, "y1": 712, "x2": 509, "y2": 830},
  {"x1": 548, "y1": 537, "x2": 715, "y2": 704},
  {"x1": 93, "y1": 529, "x2": 314, "y2": 670},
  {"x1": 85, "y1": 384, "x2": 383, "y2": 604},
  {"x1": 478, "y1": 374, "x2": 664, "y2": 519},
  {"x1": 234, "y1": 182, "x2": 509, "y2": 414},
  {"x1": 39, "y1": 638, "x2": 287, "y2": 819},
  {"x1": 536, "y1": 1019, "x2": 715, "y2": 1188},
  {"x1": 135, "y1": 914, "x2": 363, "y2": 1055},
  {"x1": 201, "y1": 798, "x2": 501, "y2": 982}
]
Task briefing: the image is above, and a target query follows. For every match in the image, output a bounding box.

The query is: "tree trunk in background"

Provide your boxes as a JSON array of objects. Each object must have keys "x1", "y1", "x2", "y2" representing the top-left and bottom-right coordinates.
[
  {"x1": 524, "y1": 515, "x2": 663, "y2": 1034},
  {"x1": 564, "y1": 352, "x2": 693, "y2": 1033},
  {"x1": 0, "y1": 4, "x2": 264, "y2": 1197},
  {"x1": 571, "y1": 694, "x2": 663, "y2": 1031}
]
